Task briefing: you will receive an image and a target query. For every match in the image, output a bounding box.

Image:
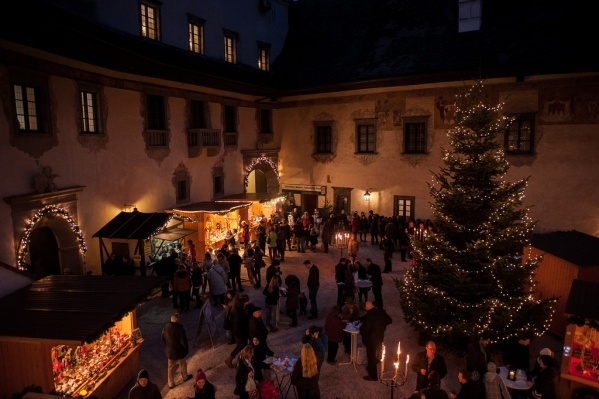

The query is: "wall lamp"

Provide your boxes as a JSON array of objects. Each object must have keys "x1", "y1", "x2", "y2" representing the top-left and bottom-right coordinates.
[{"x1": 364, "y1": 190, "x2": 371, "y2": 201}]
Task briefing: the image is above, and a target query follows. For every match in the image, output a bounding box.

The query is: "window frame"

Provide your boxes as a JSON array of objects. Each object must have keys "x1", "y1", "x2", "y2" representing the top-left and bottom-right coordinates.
[
  {"x1": 257, "y1": 41, "x2": 270, "y2": 72},
  {"x1": 188, "y1": 15, "x2": 205, "y2": 55},
  {"x1": 393, "y1": 195, "x2": 416, "y2": 220},
  {"x1": 403, "y1": 116, "x2": 428, "y2": 154},
  {"x1": 173, "y1": 164, "x2": 190, "y2": 205},
  {"x1": 143, "y1": 92, "x2": 169, "y2": 149},
  {"x1": 140, "y1": 1, "x2": 160, "y2": 41},
  {"x1": 78, "y1": 83, "x2": 105, "y2": 136},
  {"x1": 13, "y1": 83, "x2": 42, "y2": 133},
  {"x1": 315, "y1": 122, "x2": 333, "y2": 154},
  {"x1": 259, "y1": 108, "x2": 272, "y2": 135},
  {"x1": 504, "y1": 113, "x2": 536, "y2": 154},
  {"x1": 223, "y1": 29, "x2": 238, "y2": 64},
  {"x1": 213, "y1": 167, "x2": 225, "y2": 198},
  {"x1": 355, "y1": 119, "x2": 377, "y2": 154}
]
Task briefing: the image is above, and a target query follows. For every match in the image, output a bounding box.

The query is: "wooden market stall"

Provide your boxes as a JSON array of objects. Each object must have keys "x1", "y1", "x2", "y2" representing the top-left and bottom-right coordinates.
[
  {"x1": 525, "y1": 230, "x2": 599, "y2": 337},
  {"x1": 0, "y1": 275, "x2": 164, "y2": 399},
  {"x1": 561, "y1": 279, "x2": 599, "y2": 391},
  {"x1": 93, "y1": 210, "x2": 196, "y2": 275},
  {"x1": 169, "y1": 200, "x2": 253, "y2": 254},
  {"x1": 216, "y1": 193, "x2": 286, "y2": 240}
]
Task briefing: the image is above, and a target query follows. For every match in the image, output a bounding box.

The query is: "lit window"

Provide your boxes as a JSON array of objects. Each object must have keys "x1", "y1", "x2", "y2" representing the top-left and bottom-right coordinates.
[
  {"x1": 505, "y1": 114, "x2": 535, "y2": 154},
  {"x1": 188, "y1": 17, "x2": 205, "y2": 54},
  {"x1": 140, "y1": 2, "x2": 160, "y2": 40},
  {"x1": 80, "y1": 90, "x2": 98, "y2": 134},
  {"x1": 356, "y1": 121, "x2": 376, "y2": 153},
  {"x1": 224, "y1": 30, "x2": 237, "y2": 64},
  {"x1": 13, "y1": 84, "x2": 40, "y2": 132},
  {"x1": 258, "y1": 42, "x2": 270, "y2": 72}
]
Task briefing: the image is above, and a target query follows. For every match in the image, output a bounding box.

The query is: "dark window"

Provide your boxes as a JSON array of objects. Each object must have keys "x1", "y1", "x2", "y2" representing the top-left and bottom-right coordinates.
[
  {"x1": 177, "y1": 180, "x2": 187, "y2": 202},
  {"x1": 260, "y1": 109, "x2": 272, "y2": 134},
  {"x1": 80, "y1": 90, "x2": 98, "y2": 134},
  {"x1": 146, "y1": 95, "x2": 166, "y2": 130},
  {"x1": 505, "y1": 114, "x2": 535, "y2": 154},
  {"x1": 213, "y1": 167, "x2": 224, "y2": 197},
  {"x1": 189, "y1": 100, "x2": 207, "y2": 129},
  {"x1": 356, "y1": 123, "x2": 376, "y2": 153},
  {"x1": 13, "y1": 84, "x2": 41, "y2": 132},
  {"x1": 224, "y1": 105, "x2": 237, "y2": 133},
  {"x1": 404, "y1": 121, "x2": 426, "y2": 153},
  {"x1": 140, "y1": 2, "x2": 160, "y2": 40},
  {"x1": 316, "y1": 125, "x2": 332, "y2": 153}
]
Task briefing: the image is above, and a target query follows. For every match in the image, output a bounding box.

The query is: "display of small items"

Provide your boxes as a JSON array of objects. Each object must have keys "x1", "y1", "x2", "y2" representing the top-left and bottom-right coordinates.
[{"x1": 52, "y1": 327, "x2": 131, "y2": 397}]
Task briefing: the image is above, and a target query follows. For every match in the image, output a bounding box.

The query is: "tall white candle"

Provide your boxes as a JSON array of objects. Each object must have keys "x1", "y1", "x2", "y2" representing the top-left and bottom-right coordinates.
[
  {"x1": 405, "y1": 354, "x2": 410, "y2": 377},
  {"x1": 381, "y1": 344, "x2": 385, "y2": 375}
]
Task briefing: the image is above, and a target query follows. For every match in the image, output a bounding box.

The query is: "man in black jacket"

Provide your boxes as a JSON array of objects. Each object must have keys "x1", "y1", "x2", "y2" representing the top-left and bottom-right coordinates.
[
  {"x1": 411, "y1": 340, "x2": 448, "y2": 391},
  {"x1": 359, "y1": 300, "x2": 392, "y2": 381},
  {"x1": 304, "y1": 260, "x2": 320, "y2": 320},
  {"x1": 161, "y1": 313, "x2": 192, "y2": 389}
]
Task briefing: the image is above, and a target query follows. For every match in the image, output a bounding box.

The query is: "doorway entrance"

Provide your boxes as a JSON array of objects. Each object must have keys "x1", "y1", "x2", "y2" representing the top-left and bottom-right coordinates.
[{"x1": 29, "y1": 226, "x2": 61, "y2": 277}]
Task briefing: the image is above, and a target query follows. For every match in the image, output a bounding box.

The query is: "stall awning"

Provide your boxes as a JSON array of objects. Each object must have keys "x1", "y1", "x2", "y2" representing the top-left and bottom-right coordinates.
[
  {"x1": 565, "y1": 279, "x2": 599, "y2": 321},
  {"x1": 217, "y1": 192, "x2": 285, "y2": 204},
  {"x1": 170, "y1": 200, "x2": 252, "y2": 214},
  {"x1": 153, "y1": 227, "x2": 197, "y2": 241},
  {"x1": 92, "y1": 211, "x2": 172, "y2": 240},
  {"x1": 0, "y1": 275, "x2": 164, "y2": 342}
]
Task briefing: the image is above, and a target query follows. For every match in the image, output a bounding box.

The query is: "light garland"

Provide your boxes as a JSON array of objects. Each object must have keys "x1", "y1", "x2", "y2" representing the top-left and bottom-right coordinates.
[
  {"x1": 243, "y1": 156, "x2": 280, "y2": 187},
  {"x1": 18, "y1": 205, "x2": 87, "y2": 270}
]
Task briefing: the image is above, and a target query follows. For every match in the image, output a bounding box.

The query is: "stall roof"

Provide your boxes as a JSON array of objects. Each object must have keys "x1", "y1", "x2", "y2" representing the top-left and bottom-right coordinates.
[
  {"x1": 153, "y1": 227, "x2": 197, "y2": 241},
  {"x1": 565, "y1": 279, "x2": 599, "y2": 321},
  {"x1": 0, "y1": 275, "x2": 164, "y2": 342},
  {"x1": 92, "y1": 211, "x2": 171, "y2": 240},
  {"x1": 170, "y1": 200, "x2": 252, "y2": 214},
  {"x1": 532, "y1": 231, "x2": 599, "y2": 267},
  {"x1": 218, "y1": 193, "x2": 285, "y2": 203}
]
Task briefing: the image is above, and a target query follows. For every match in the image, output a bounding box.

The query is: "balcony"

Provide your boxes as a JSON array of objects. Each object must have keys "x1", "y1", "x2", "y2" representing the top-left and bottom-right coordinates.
[{"x1": 187, "y1": 128, "x2": 221, "y2": 157}]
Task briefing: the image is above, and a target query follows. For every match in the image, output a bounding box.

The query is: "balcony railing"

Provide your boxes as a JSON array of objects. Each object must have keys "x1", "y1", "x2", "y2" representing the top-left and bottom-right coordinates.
[{"x1": 146, "y1": 130, "x2": 168, "y2": 148}]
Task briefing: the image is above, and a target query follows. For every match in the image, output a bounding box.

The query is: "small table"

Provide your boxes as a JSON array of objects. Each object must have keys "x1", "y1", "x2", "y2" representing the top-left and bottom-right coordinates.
[
  {"x1": 265, "y1": 354, "x2": 298, "y2": 399},
  {"x1": 339, "y1": 322, "x2": 361, "y2": 371},
  {"x1": 356, "y1": 280, "x2": 373, "y2": 288},
  {"x1": 498, "y1": 367, "x2": 530, "y2": 391}
]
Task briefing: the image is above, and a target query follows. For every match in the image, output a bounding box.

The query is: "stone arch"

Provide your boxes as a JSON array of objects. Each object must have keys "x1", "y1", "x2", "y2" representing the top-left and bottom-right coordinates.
[
  {"x1": 18, "y1": 205, "x2": 87, "y2": 275},
  {"x1": 242, "y1": 152, "x2": 280, "y2": 195}
]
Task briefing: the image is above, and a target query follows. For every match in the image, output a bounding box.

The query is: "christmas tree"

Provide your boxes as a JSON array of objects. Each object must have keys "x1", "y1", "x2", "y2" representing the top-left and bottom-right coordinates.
[{"x1": 396, "y1": 81, "x2": 555, "y2": 351}]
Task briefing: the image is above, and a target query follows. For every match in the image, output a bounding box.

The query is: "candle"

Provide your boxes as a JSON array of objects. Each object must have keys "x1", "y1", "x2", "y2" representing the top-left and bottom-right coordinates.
[
  {"x1": 394, "y1": 362, "x2": 399, "y2": 379},
  {"x1": 405, "y1": 354, "x2": 410, "y2": 377},
  {"x1": 397, "y1": 341, "x2": 401, "y2": 362},
  {"x1": 381, "y1": 344, "x2": 385, "y2": 375}
]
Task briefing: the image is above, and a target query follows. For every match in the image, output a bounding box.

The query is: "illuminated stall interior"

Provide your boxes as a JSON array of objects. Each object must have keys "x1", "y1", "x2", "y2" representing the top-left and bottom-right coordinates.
[{"x1": 0, "y1": 275, "x2": 163, "y2": 399}]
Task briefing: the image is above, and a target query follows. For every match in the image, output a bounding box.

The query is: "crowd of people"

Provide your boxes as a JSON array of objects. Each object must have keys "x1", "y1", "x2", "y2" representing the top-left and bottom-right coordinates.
[{"x1": 124, "y1": 206, "x2": 559, "y2": 399}]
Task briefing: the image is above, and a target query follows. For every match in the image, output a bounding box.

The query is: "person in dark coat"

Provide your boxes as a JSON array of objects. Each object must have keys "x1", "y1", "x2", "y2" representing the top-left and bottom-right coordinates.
[
  {"x1": 284, "y1": 280, "x2": 300, "y2": 327},
  {"x1": 161, "y1": 313, "x2": 192, "y2": 389},
  {"x1": 320, "y1": 216, "x2": 335, "y2": 253},
  {"x1": 420, "y1": 370, "x2": 449, "y2": 399},
  {"x1": 528, "y1": 355, "x2": 558, "y2": 399},
  {"x1": 225, "y1": 294, "x2": 251, "y2": 368},
  {"x1": 450, "y1": 369, "x2": 485, "y2": 399},
  {"x1": 250, "y1": 335, "x2": 275, "y2": 382},
  {"x1": 291, "y1": 343, "x2": 321, "y2": 399},
  {"x1": 359, "y1": 300, "x2": 392, "y2": 381},
  {"x1": 234, "y1": 345, "x2": 255, "y2": 399},
  {"x1": 228, "y1": 248, "x2": 244, "y2": 292},
  {"x1": 285, "y1": 274, "x2": 301, "y2": 292},
  {"x1": 466, "y1": 331, "x2": 492, "y2": 380},
  {"x1": 128, "y1": 369, "x2": 162, "y2": 399},
  {"x1": 304, "y1": 260, "x2": 320, "y2": 320},
  {"x1": 248, "y1": 305, "x2": 269, "y2": 344},
  {"x1": 411, "y1": 341, "x2": 448, "y2": 391},
  {"x1": 193, "y1": 368, "x2": 216, "y2": 399},
  {"x1": 324, "y1": 305, "x2": 345, "y2": 365},
  {"x1": 365, "y1": 258, "x2": 383, "y2": 308}
]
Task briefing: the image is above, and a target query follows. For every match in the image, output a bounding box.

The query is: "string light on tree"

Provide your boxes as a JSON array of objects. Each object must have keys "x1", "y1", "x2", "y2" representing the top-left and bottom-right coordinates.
[{"x1": 395, "y1": 81, "x2": 556, "y2": 350}]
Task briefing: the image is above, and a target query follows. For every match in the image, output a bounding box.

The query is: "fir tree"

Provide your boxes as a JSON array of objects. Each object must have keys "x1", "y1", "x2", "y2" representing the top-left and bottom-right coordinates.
[{"x1": 396, "y1": 82, "x2": 555, "y2": 351}]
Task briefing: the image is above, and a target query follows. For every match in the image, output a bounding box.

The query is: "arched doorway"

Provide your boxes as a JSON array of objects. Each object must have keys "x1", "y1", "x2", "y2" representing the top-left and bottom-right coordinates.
[
  {"x1": 29, "y1": 226, "x2": 60, "y2": 277},
  {"x1": 246, "y1": 169, "x2": 268, "y2": 193}
]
